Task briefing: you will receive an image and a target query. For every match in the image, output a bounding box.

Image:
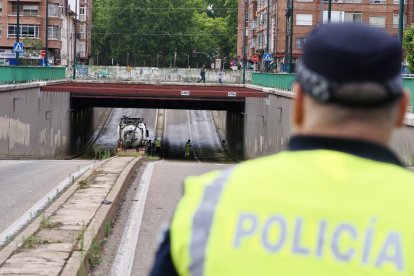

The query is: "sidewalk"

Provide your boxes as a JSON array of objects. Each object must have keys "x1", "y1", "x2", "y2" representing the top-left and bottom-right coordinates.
[{"x1": 0, "y1": 157, "x2": 139, "y2": 275}]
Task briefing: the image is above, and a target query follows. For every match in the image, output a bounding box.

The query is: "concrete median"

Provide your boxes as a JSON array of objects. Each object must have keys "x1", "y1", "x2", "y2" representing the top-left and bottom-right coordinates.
[{"x1": 0, "y1": 156, "x2": 140, "y2": 276}]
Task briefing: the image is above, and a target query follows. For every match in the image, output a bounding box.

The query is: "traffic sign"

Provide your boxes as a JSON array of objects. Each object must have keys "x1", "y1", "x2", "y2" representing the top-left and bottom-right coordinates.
[
  {"x1": 40, "y1": 50, "x2": 46, "y2": 57},
  {"x1": 252, "y1": 55, "x2": 259, "y2": 63},
  {"x1": 13, "y1": 42, "x2": 24, "y2": 53},
  {"x1": 263, "y1": 53, "x2": 273, "y2": 62}
]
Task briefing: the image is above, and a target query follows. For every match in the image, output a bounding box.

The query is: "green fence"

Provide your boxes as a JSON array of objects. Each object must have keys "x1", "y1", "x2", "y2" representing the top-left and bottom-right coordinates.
[
  {"x1": 251, "y1": 72, "x2": 296, "y2": 90},
  {"x1": 0, "y1": 66, "x2": 66, "y2": 84},
  {"x1": 252, "y1": 72, "x2": 414, "y2": 113},
  {"x1": 402, "y1": 77, "x2": 414, "y2": 113}
]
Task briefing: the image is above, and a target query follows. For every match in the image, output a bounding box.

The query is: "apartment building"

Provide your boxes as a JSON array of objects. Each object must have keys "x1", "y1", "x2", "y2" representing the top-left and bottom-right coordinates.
[
  {"x1": 238, "y1": 0, "x2": 411, "y2": 71},
  {"x1": 0, "y1": 0, "x2": 91, "y2": 65}
]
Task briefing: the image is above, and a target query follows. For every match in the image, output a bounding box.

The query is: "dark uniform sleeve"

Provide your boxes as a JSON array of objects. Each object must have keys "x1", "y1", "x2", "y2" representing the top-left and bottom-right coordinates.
[{"x1": 150, "y1": 229, "x2": 179, "y2": 276}]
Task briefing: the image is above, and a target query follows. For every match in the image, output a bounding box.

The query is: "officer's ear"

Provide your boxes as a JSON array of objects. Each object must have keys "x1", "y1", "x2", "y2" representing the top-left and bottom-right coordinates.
[
  {"x1": 293, "y1": 83, "x2": 304, "y2": 128},
  {"x1": 395, "y1": 90, "x2": 409, "y2": 128}
]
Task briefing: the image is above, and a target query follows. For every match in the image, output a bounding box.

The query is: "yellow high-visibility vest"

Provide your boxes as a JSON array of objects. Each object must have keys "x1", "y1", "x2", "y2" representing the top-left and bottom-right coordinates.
[{"x1": 170, "y1": 150, "x2": 414, "y2": 276}]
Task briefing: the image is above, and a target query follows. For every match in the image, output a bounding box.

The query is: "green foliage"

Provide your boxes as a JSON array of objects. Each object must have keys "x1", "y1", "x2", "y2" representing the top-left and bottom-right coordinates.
[
  {"x1": 18, "y1": 38, "x2": 44, "y2": 66},
  {"x1": 403, "y1": 24, "x2": 414, "y2": 73},
  {"x1": 92, "y1": 0, "x2": 237, "y2": 67}
]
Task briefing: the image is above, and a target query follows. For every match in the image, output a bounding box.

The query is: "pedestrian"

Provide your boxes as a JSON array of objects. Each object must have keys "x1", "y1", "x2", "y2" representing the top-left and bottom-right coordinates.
[
  {"x1": 146, "y1": 139, "x2": 152, "y2": 156},
  {"x1": 154, "y1": 138, "x2": 161, "y2": 157},
  {"x1": 151, "y1": 24, "x2": 414, "y2": 275},
  {"x1": 184, "y1": 140, "x2": 191, "y2": 158},
  {"x1": 197, "y1": 65, "x2": 206, "y2": 83},
  {"x1": 218, "y1": 69, "x2": 224, "y2": 84}
]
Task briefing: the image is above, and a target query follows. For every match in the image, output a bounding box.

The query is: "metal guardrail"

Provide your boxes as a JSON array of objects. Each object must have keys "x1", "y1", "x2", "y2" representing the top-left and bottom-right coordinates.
[
  {"x1": 252, "y1": 72, "x2": 414, "y2": 113},
  {"x1": 0, "y1": 66, "x2": 66, "y2": 84}
]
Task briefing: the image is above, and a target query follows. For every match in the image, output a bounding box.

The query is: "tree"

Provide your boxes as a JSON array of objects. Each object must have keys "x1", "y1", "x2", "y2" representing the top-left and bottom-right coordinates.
[
  {"x1": 19, "y1": 38, "x2": 44, "y2": 66},
  {"x1": 403, "y1": 24, "x2": 414, "y2": 73}
]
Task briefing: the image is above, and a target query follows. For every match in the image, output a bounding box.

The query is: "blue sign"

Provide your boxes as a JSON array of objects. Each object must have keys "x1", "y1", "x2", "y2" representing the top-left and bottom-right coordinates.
[
  {"x1": 263, "y1": 53, "x2": 273, "y2": 62},
  {"x1": 13, "y1": 42, "x2": 24, "y2": 53}
]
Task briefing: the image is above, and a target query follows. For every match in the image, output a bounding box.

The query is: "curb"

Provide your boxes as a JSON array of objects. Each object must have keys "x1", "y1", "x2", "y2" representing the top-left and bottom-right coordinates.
[
  {"x1": 62, "y1": 157, "x2": 140, "y2": 275},
  {"x1": 0, "y1": 157, "x2": 140, "y2": 275}
]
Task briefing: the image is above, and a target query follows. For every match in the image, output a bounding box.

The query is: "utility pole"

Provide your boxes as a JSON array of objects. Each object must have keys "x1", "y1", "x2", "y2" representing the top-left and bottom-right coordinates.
[
  {"x1": 242, "y1": 0, "x2": 248, "y2": 84},
  {"x1": 45, "y1": 0, "x2": 49, "y2": 66},
  {"x1": 72, "y1": 0, "x2": 77, "y2": 80},
  {"x1": 265, "y1": 0, "x2": 270, "y2": 71},
  {"x1": 328, "y1": 0, "x2": 332, "y2": 23},
  {"x1": 399, "y1": 0, "x2": 404, "y2": 48},
  {"x1": 127, "y1": 52, "x2": 129, "y2": 66},
  {"x1": 285, "y1": 0, "x2": 294, "y2": 73},
  {"x1": 320, "y1": 0, "x2": 324, "y2": 24},
  {"x1": 16, "y1": 0, "x2": 20, "y2": 65}
]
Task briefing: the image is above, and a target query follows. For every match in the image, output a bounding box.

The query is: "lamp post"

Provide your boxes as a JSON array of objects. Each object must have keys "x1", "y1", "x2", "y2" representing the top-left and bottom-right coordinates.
[
  {"x1": 16, "y1": 0, "x2": 20, "y2": 65},
  {"x1": 285, "y1": 0, "x2": 293, "y2": 73},
  {"x1": 72, "y1": 0, "x2": 78, "y2": 79},
  {"x1": 398, "y1": 0, "x2": 404, "y2": 48},
  {"x1": 327, "y1": 0, "x2": 332, "y2": 23},
  {"x1": 242, "y1": 0, "x2": 248, "y2": 84},
  {"x1": 45, "y1": 0, "x2": 49, "y2": 66},
  {"x1": 265, "y1": 0, "x2": 270, "y2": 71}
]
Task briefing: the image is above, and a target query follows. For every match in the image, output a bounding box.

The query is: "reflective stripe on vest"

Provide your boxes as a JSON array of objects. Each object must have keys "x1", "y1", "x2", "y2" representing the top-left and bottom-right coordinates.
[{"x1": 189, "y1": 169, "x2": 233, "y2": 276}]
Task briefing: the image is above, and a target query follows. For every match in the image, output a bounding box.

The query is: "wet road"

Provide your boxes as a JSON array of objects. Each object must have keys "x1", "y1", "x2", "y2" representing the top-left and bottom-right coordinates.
[
  {"x1": 94, "y1": 108, "x2": 157, "y2": 149},
  {"x1": 163, "y1": 110, "x2": 226, "y2": 162},
  {"x1": 0, "y1": 160, "x2": 93, "y2": 239}
]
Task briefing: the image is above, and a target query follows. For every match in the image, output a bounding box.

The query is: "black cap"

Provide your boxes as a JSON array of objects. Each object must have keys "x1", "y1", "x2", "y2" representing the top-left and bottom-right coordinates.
[{"x1": 297, "y1": 23, "x2": 403, "y2": 107}]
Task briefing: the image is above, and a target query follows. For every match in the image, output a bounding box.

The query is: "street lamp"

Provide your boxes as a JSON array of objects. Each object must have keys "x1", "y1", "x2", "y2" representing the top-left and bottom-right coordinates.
[
  {"x1": 242, "y1": 0, "x2": 248, "y2": 84},
  {"x1": 265, "y1": 0, "x2": 270, "y2": 71},
  {"x1": 16, "y1": 0, "x2": 20, "y2": 65},
  {"x1": 398, "y1": 0, "x2": 404, "y2": 48},
  {"x1": 45, "y1": 0, "x2": 49, "y2": 66},
  {"x1": 72, "y1": 0, "x2": 78, "y2": 80}
]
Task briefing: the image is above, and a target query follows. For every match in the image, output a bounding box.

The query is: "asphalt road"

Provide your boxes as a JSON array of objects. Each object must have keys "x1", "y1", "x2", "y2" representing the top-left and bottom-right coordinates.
[
  {"x1": 94, "y1": 108, "x2": 157, "y2": 149},
  {"x1": 163, "y1": 109, "x2": 227, "y2": 162},
  {"x1": 0, "y1": 160, "x2": 93, "y2": 234},
  {"x1": 131, "y1": 161, "x2": 231, "y2": 276},
  {"x1": 93, "y1": 109, "x2": 233, "y2": 276}
]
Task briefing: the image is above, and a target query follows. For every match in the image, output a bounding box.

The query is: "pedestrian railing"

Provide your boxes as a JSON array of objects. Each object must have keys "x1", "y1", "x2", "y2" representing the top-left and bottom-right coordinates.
[
  {"x1": 0, "y1": 66, "x2": 66, "y2": 84},
  {"x1": 252, "y1": 72, "x2": 414, "y2": 113}
]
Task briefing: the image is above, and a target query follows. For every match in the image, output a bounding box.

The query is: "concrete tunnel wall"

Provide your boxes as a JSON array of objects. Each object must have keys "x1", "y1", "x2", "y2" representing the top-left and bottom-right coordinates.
[
  {"x1": 0, "y1": 83, "x2": 110, "y2": 158},
  {"x1": 213, "y1": 87, "x2": 414, "y2": 166}
]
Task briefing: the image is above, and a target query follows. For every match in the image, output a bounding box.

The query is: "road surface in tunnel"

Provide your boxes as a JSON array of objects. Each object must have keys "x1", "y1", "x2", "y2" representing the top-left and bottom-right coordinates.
[
  {"x1": 93, "y1": 108, "x2": 157, "y2": 149},
  {"x1": 163, "y1": 109, "x2": 228, "y2": 162}
]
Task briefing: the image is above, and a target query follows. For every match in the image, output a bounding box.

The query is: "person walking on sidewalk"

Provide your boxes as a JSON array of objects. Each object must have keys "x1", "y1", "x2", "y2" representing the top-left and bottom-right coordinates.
[{"x1": 197, "y1": 65, "x2": 206, "y2": 83}]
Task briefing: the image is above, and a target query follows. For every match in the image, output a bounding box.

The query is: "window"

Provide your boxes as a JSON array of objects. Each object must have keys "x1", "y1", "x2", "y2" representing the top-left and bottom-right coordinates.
[
  {"x1": 0, "y1": 2, "x2": 2, "y2": 15},
  {"x1": 369, "y1": 0, "x2": 386, "y2": 3},
  {"x1": 344, "y1": 0, "x2": 362, "y2": 3},
  {"x1": 296, "y1": 0, "x2": 313, "y2": 2},
  {"x1": 79, "y1": 6, "x2": 86, "y2": 21},
  {"x1": 48, "y1": 25, "x2": 61, "y2": 39},
  {"x1": 323, "y1": 11, "x2": 344, "y2": 23},
  {"x1": 296, "y1": 37, "x2": 306, "y2": 49},
  {"x1": 393, "y1": 14, "x2": 407, "y2": 28},
  {"x1": 369, "y1": 16, "x2": 386, "y2": 27},
  {"x1": 0, "y1": 24, "x2": 2, "y2": 37},
  {"x1": 78, "y1": 41, "x2": 86, "y2": 57},
  {"x1": 79, "y1": 24, "x2": 86, "y2": 39},
  {"x1": 394, "y1": 0, "x2": 406, "y2": 3},
  {"x1": 296, "y1": 14, "x2": 313, "y2": 26},
  {"x1": 23, "y1": 5, "x2": 38, "y2": 16},
  {"x1": 8, "y1": 24, "x2": 40, "y2": 38},
  {"x1": 344, "y1": 12, "x2": 362, "y2": 23},
  {"x1": 48, "y1": 3, "x2": 59, "y2": 17}
]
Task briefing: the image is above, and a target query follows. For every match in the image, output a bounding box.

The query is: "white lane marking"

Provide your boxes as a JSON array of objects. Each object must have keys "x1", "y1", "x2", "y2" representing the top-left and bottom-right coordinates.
[
  {"x1": 0, "y1": 163, "x2": 94, "y2": 246},
  {"x1": 110, "y1": 162, "x2": 155, "y2": 276},
  {"x1": 186, "y1": 110, "x2": 201, "y2": 163}
]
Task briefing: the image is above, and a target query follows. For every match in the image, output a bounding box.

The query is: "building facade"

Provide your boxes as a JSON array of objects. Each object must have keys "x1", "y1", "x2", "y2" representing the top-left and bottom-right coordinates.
[
  {"x1": 238, "y1": 0, "x2": 411, "y2": 72},
  {"x1": 0, "y1": 0, "x2": 91, "y2": 65}
]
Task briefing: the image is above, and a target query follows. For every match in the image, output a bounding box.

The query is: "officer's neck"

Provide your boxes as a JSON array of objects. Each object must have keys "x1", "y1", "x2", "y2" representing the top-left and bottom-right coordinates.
[{"x1": 293, "y1": 123, "x2": 392, "y2": 148}]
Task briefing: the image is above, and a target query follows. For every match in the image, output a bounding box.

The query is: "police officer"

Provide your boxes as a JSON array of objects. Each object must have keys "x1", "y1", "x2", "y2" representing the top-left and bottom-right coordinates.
[{"x1": 151, "y1": 24, "x2": 414, "y2": 275}]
